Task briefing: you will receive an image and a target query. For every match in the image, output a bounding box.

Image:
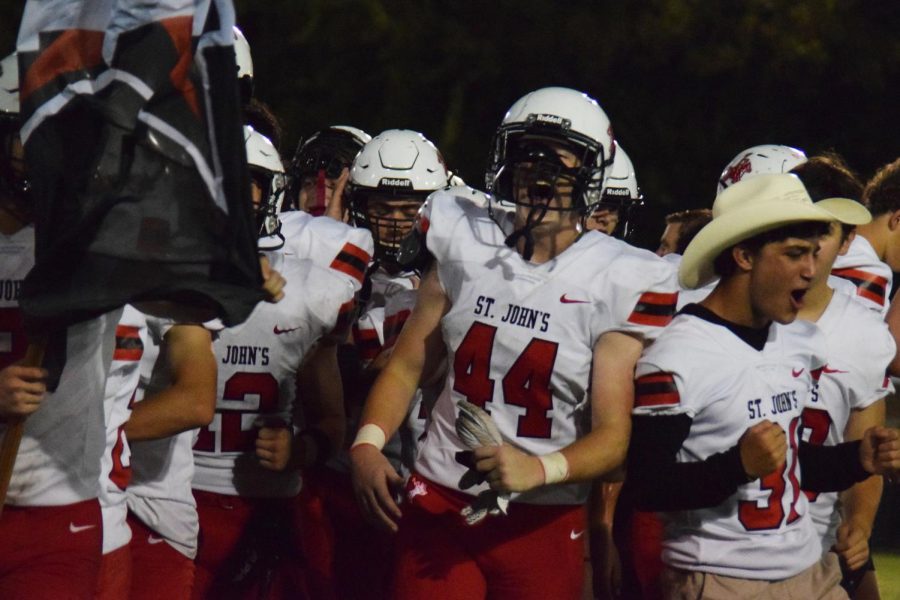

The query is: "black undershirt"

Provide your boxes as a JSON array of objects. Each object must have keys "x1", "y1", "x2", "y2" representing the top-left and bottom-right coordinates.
[{"x1": 625, "y1": 306, "x2": 871, "y2": 512}]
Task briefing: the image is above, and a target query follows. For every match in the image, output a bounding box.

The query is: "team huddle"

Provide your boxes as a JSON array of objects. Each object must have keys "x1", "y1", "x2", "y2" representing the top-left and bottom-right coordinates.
[{"x1": 3, "y1": 24, "x2": 900, "y2": 600}]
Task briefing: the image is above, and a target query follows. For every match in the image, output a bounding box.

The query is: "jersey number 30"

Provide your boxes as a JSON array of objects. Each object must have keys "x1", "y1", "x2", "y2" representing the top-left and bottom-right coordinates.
[{"x1": 452, "y1": 322, "x2": 558, "y2": 439}]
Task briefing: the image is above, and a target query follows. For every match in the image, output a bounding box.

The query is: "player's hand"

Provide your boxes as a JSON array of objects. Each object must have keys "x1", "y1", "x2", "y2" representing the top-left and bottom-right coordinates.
[
  {"x1": 325, "y1": 167, "x2": 350, "y2": 222},
  {"x1": 738, "y1": 420, "x2": 787, "y2": 479},
  {"x1": 833, "y1": 519, "x2": 871, "y2": 572},
  {"x1": 0, "y1": 365, "x2": 48, "y2": 418},
  {"x1": 859, "y1": 426, "x2": 900, "y2": 476},
  {"x1": 473, "y1": 444, "x2": 544, "y2": 493},
  {"x1": 255, "y1": 425, "x2": 292, "y2": 471},
  {"x1": 350, "y1": 444, "x2": 404, "y2": 533},
  {"x1": 259, "y1": 255, "x2": 286, "y2": 303}
]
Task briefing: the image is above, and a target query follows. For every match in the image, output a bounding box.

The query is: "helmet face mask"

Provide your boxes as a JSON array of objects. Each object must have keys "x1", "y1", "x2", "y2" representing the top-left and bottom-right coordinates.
[
  {"x1": 486, "y1": 87, "x2": 615, "y2": 218},
  {"x1": 349, "y1": 192, "x2": 428, "y2": 264},
  {"x1": 288, "y1": 126, "x2": 370, "y2": 215},
  {"x1": 244, "y1": 125, "x2": 285, "y2": 239},
  {"x1": 346, "y1": 129, "x2": 449, "y2": 268}
]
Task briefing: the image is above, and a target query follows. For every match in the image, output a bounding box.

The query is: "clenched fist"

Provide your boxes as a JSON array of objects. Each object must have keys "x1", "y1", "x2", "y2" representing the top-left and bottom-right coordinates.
[{"x1": 739, "y1": 420, "x2": 787, "y2": 480}]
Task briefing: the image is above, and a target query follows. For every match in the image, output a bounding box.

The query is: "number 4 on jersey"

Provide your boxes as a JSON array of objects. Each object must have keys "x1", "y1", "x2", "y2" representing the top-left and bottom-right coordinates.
[{"x1": 452, "y1": 322, "x2": 558, "y2": 439}]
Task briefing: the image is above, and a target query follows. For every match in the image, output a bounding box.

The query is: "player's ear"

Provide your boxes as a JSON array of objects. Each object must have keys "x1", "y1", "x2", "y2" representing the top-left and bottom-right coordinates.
[{"x1": 732, "y1": 244, "x2": 755, "y2": 272}]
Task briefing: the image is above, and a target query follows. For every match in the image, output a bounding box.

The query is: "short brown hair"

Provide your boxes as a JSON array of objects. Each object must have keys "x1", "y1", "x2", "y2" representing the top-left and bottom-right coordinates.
[
  {"x1": 863, "y1": 157, "x2": 900, "y2": 217},
  {"x1": 665, "y1": 209, "x2": 712, "y2": 255}
]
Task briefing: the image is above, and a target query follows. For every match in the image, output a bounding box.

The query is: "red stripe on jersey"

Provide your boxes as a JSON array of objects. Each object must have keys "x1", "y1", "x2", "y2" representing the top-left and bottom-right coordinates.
[
  {"x1": 114, "y1": 325, "x2": 144, "y2": 361},
  {"x1": 329, "y1": 243, "x2": 371, "y2": 285},
  {"x1": 627, "y1": 292, "x2": 678, "y2": 327},
  {"x1": 330, "y1": 300, "x2": 357, "y2": 339},
  {"x1": 634, "y1": 372, "x2": 680, "y2": 407},
  {"x1": 353, "y1": 325, "x2": 382, "y2": 360},
  {"x1": 831, "y1": 268, "x2": 888, "y2": 306},
  {"x1": 382, "y1": 310, "x2": 411, "y2": 350}
]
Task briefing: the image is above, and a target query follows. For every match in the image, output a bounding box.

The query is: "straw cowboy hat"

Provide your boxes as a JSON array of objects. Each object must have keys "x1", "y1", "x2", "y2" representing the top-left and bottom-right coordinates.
[{"x1": 679, "y1": 173, "x2": 871, "y2": 289}]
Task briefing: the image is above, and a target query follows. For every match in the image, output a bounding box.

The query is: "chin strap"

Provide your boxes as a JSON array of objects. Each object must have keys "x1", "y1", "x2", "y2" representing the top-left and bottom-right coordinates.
[{"x1": 504, "y1": 204, "x2": 548, "y2": 261}]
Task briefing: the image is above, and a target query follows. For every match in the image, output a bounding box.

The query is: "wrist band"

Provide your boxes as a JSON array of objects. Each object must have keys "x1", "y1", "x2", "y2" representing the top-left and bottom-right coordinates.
[
  {"x1": 538, "y1": 451, "x2": 570, "y2": 485},
  {"x1": 351, "y1": 423, "x2": 387, "y2": 451}
]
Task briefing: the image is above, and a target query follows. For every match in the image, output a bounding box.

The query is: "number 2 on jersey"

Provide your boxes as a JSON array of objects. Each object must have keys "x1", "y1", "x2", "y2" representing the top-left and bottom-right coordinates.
[
  {"x1": 194, "y1": 372, "x2": 280, "y2": 453},
  {"x1": 453, "y1": 321, "x2": 558, "y2": 439}
]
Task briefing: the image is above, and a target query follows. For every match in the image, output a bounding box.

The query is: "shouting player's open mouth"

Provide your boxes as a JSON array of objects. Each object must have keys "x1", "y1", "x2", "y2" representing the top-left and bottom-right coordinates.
[{"x1": 790, "y1": 288, "x2": 808, "y2": 310}]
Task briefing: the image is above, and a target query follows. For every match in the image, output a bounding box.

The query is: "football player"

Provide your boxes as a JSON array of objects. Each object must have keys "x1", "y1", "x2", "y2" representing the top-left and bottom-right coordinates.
[
  {"x1": 827, "y1": 155, "x2": 896, "y2": 317},
  {"x1": 656, "y1": 209, "x2": 712, "y2": 258},
  {"x1": 191, "y1": 126, "x2": 373, "y2": 599},
  {"x1": 350, "y1": 87, "x2": 679, "y2": 599},
  {"x1": 627, "y1": 174, "x2": 899, "y2": 598},
  {"x1": 0, "y1": 51, "x2": 119, "y2": 600},
  {"x1": 792, "y1": 155, "x2": 894, "y2": 600},
  {"x1": 287, "y1": 126, "x2": 371, "y2": 216},
  {"x1": 297, "y1": 129, "x2": 452, "y2": 600},
  {"x1": 583, "y1": 144, "x2": 640, "y2": 238}
]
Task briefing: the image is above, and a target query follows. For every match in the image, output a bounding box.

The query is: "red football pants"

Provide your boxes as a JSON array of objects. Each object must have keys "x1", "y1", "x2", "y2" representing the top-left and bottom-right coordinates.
[
  {"x1": 128, "y1": 511, "x2": 195, "y2": 600},
  {"x1": 192, "y1": 490, "x2": 307, "y2": 600},
  {"x1": 0, "y1": 499, "x2": 102, "y2": 600},
  {"x1": 295, "y1": 468, "x2": 394, "y2": 600},
  {"x1": 392, "y1": 474, "x2": 586, "y2": 600}
]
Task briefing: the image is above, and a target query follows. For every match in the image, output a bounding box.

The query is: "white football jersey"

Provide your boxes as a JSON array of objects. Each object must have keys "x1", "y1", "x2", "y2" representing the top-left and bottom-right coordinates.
[
  {"x1": 662, "y1": 253, "x2": 716, "y2": 309},
  {"x1": 98, "y1": 305, "x2": 148, "y2": 554},
  {"x1": 634, "y1": 313, "x2": 827, "y2": 580},
  {"x1": 5, "y1": 308, "x2": 121, "y2": 506},
  {"x1": 415, "y1": 187, "x2": 679, "y2": 505},
  {"x1": 802, "y1": 291, "x2": 894, "y2": 550},
  {"x1": 832, "y1": 236, "x2": 892, "y2": 316},
  {"x1": 0, "y1": 226, "x2": 33, "y2": 370},
  {"x1": 192, "y1": 255, "x2": 356, "y2": 497},
  {"x1": 126, "y1": 316, "x2": 199, "y2": 559},
  {"x1": 275, "y1": 211, "x2": 374, "y2": 292}
]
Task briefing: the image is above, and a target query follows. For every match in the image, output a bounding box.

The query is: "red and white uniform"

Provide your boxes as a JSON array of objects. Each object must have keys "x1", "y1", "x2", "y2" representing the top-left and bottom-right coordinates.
[
  {"x1": 634, "y1": 314, "x2": 826, "y2": 580},
  {"x1": 416, "y1": 187, "x2": 678, "y2": 506},
  {"x1": 98, "y1": 305, "x2": 147, "y2": 555},
  {"x1": 831, "y1": 235, "x2": 892, "y2": 315},
  {"x1": 662, "y1": 252, "x2": 715, "y2": 309},
  {"x1": 126, "y1": 316, "x2": 199, "y2": 559},
  {"x1": 278, "y1": 211, "x2": 372, "y2": 293},
  {"x1": 192, "y1": 256, "x2": 356, "y2": 496},
  {"x1": 802, "y1": 291, "x2": 894, "y2": 550}
]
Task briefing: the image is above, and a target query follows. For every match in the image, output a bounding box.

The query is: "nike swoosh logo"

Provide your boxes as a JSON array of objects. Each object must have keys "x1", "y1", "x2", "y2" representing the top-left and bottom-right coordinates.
[
  {"x1": 147, "y1": 535, "x2": 166, "y2": 545},
  {"x1": 273, "y1": 324, "x2": 300, "y2": 335},
  {"x1": 570, "y1": 529, "x2": 585, "y2": 540},
  {"x1": 792, "y1": 368, "x2": 804, "y2": 378},
  {"x1": 69, "y1": 523, "x2": 96, "y2": 534},
  {"x1": 560, "y1": 294, "x2": 590, "y2": 304},
  {"x1": 821, "y1": 366, "x2": 848, "y2": 374}
]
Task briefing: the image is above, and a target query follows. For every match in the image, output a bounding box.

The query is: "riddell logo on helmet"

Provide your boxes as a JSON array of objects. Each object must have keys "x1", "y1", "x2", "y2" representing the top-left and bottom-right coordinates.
[
  {"x1": 604, "y1": 187, "x2": 630, "y2": 197},
  {"x1": 529, "y1": 114, "x2": 571, "y2": 129},
  {"x1": 379, "y1": 177, "x2": 413, "y2": 189}
]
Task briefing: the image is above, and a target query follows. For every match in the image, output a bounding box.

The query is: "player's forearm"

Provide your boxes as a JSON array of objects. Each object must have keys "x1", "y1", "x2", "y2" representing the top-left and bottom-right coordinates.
[
  {"x1": 626, "y1": 413, "x2": 748, "y2": 511},
  {"x1": 125, "y1": 384, "x2": 215, "y2": 441},
  {"x1": 562, "y1": 421, "x2": 630, "y2": 482},
  {"x1": 357, "y1": 366, "x2": 420, "y2": 440},
  {"x1": 840, "y1": 474, "x2": 883, "y2": 538},
  {"x1": 799, "y1": 441, "x2": 870, "y2": 493}
]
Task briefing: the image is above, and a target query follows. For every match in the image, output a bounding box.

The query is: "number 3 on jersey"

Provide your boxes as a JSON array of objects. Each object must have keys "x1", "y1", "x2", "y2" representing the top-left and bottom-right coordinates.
[{"x1": 452, "y1": 321, "x2": 558, "y2": 438}]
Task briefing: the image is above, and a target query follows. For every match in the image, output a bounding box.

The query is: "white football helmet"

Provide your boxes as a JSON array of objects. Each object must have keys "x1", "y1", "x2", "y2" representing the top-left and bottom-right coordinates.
[
  {"x1": 233, "y1": 26, "x2": 253, "y2": 103},
  {"x1": 346, "y1": 129, "x2": 450, "y2": 265},
  {"x1": 589, "y1": 144, "x2": 642, "y2": 238},
  {"x1": 244, "y1": 125, "x2": 285, "y2": 237},
  {"x1": 716, "y1": 144, "x2": 807, "y2": 195},
  {"x1": 486, "y1": 86, "x2": 616, "y2": 213}
]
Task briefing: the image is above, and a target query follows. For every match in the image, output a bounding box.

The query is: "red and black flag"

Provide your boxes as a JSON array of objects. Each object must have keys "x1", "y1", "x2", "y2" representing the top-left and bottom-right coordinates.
[{"x1": 15, "y1": 0, "x2": 264, "y2": 332}]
